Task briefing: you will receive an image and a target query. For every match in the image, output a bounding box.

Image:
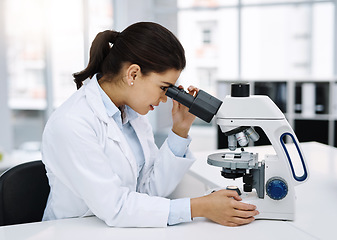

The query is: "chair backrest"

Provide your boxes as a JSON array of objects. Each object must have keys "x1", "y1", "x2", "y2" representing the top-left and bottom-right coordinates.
[{"x1": 0, "y1": 160, "x2": 50, "y2": 226}]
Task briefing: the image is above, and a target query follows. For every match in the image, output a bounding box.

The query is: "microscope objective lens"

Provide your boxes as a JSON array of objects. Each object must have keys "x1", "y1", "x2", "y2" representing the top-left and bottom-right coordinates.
[
  {"x1": 228, "y1": 135, "x2": 237, "y2": 151},
  {"x1": 244, "y1": 127, "x2": 260, "y2": 142},
  {"x1": 235, "y1": 132, "x2": 249, "y2": 146}
]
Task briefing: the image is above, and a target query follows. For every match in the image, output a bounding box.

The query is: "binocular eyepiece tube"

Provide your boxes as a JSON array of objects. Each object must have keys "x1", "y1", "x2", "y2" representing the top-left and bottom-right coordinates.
[{"x1": 165, "y1": 85, "x2": 223, "y2": 123}]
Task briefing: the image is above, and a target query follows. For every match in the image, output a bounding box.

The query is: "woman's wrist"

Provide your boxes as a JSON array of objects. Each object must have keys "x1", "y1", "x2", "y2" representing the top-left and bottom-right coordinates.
[
  {"x1": 190, "y1": 197, "x2": 206, "y2": 218},
  {"x1": 171, "y1": 126, "x2": 189, "y2": 138}
]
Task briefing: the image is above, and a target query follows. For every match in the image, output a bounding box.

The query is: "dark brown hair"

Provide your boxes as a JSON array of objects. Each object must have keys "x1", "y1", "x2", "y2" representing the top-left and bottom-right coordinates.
[{"x1": 73, "y1": 22, "x2": 186, "y2": 89}]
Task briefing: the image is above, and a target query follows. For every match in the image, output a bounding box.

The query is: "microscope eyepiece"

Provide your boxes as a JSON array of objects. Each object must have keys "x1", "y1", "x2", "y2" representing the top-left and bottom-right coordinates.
[
  {"x1": 165, "y1": 85, "x2": 195, "y2": 109},
  {"x1": 165, "y1": 85, "x2": 223, "y2": 123}
]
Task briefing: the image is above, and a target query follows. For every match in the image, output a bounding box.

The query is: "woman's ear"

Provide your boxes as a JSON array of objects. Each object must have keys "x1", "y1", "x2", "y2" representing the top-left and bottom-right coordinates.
[{"x1": 126, "y1": 64, "x2": 141, "y2": 86}]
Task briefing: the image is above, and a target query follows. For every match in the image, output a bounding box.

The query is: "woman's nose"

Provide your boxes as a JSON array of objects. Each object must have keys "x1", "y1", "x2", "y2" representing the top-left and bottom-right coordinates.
[{"x1": 161, "y1": 94, "x2": 167, "y2": 103}]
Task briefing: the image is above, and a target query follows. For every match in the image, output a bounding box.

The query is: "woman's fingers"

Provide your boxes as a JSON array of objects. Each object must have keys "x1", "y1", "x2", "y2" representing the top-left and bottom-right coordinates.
[
  {"x1": 187, "y1": 85, "x2": 199, "y2": 96},
  {"x1": 229, "y1": 216, "x2": 256, "y2": 226}
]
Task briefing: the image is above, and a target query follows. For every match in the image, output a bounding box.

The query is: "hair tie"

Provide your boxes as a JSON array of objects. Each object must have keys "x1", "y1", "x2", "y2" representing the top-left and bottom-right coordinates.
[{"x1": 109, "y1": 31, "x2": 120, "y2": 44}]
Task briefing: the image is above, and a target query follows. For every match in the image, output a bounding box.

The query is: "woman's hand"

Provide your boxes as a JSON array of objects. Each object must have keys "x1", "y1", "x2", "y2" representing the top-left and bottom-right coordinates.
[
  {"x1": 191, "y1": 189, "x2": 259, "y2": 227},
  {"x1": 171, "y1": 85, "x2": 198, "y2": 138}
]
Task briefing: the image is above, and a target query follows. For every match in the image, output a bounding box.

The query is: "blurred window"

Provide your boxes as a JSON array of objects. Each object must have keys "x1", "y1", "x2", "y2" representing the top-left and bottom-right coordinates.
[
  {"x1": 3, "y1": 0, "x2": 113, "y2": 149},
  {"x1": 178, "y1": 0, "x2": 335, "y2": 83},
  {"x1": 178, "y1": 6, "x2": 238, "y2": 91},
  {"x1": 242, "y1": 0, "x2": 323, "y2": 3},
  {"x1": 241, "y1": 3, "x2": 334, "y2": 78},
  {"x1": 177, "y1": 0, "x2": 335, "y2": 128},
  {"x1": 178, "y1": 0, "x2": 238, "y2": 8},
  {"x1": 6, "y1": 0, "x2": 46, "y2": 110}
]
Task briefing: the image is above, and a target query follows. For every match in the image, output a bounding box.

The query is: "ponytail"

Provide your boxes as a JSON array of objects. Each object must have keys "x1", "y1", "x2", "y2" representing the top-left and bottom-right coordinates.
[
  {"x1": 73, "y1": 30, "x2": 120, "y2": 89},
  {"x1": 73, "y1": 22, "x2": 186, "y2": 90}
]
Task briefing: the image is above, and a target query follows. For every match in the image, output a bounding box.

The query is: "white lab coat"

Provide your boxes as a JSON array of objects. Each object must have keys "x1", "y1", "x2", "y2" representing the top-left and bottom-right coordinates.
[{"x1": 42, "y1": 78, "x2": 196, "y2": 227}]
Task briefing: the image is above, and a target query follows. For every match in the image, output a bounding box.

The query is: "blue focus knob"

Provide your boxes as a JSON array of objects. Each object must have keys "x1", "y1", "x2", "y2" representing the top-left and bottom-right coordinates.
[{"x1": 266, "y1": 177, "x2": 288, "y2": 200}]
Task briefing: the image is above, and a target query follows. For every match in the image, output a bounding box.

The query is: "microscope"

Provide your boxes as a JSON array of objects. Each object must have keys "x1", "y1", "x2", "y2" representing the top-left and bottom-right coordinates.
[{"x1": 166, "y1": 83, "x2": 309, "y2": 220}]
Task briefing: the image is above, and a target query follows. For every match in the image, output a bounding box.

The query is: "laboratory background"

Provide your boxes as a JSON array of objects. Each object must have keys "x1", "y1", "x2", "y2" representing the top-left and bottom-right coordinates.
[{"x1": 0, "y1": 0, "x2": 336, "y2": 172}]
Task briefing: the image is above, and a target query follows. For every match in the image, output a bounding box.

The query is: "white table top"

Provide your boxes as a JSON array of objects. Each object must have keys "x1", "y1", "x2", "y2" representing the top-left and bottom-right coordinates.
[
  {"x1": 0, "y1": 142, "x2": 335, "y2": 240},
  {"x1": 0, "y1": 215, "x2": 316, "y2": 240}
]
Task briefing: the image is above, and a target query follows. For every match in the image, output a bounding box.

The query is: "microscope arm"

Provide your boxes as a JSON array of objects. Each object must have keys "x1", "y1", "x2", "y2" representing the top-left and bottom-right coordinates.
[{"x1": 216, "y1": 95, "x2": 309, "y2": 186}]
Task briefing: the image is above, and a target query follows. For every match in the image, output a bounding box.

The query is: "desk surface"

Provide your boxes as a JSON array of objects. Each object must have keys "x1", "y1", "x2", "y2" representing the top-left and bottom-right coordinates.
[
  {"x1": 0, "y1": 142, "x2": 336, "y2": 240},
  {"x1": 0, "y1": 215, "x2": 316, "y2": 240}
]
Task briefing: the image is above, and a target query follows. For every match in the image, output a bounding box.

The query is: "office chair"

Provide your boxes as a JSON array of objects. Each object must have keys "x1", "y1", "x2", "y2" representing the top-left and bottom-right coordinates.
[{"x1": 0, "y1": 160, "x2": 50, "y2": 226}]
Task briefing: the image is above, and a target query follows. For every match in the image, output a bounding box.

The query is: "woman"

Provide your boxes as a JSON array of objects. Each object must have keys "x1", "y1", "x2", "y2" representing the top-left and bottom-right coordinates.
[{"x1": 41, "y1": 22, "x2": 258, "y2": 227}]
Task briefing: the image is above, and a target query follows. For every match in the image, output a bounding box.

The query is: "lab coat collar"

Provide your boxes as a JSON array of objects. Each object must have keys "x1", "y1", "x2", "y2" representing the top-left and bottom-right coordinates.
[
  {"x1": 84, "y1": 78, "x2": 110, "y2": 124},
  {"x1": 95, "y1": 76, "x2": 140, "y2": 128},
  {"x1": 97, "y1": 81, "x2": 119, "y2": 118},
  {"x1": 83, "y1": 79, "x2": 123, "y2": 144},
  {"x1": 98, "y1": 87, "x2": 139, "y2": 128}
]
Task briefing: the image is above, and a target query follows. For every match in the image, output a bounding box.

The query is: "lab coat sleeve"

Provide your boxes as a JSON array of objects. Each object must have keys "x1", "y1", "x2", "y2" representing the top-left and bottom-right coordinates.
[
  {"x1": 167, "y1": 130, "x2": 192, "y2": 157},
  {"x1": 136, "y1": 117, "x2": 196, "y2": 197},
  {"x1": 42, "y1": 115, "x2": 170, "y2": 227}
]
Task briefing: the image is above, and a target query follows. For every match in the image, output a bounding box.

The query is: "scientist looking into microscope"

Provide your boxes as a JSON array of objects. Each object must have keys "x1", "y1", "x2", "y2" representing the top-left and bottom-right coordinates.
[{"x1": 41, "y1": 22, "x2": 259, "y2": 227}]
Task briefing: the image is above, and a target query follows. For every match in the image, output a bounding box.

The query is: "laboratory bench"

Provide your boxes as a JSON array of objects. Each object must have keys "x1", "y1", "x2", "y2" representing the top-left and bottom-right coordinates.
[{"x1": 0, "y1": 142, "x2": 336, "y2": 240}]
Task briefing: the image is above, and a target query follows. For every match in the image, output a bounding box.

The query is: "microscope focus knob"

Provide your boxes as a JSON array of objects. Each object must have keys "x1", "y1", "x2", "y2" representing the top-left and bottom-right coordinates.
[{"x1": 266, "y1": 177, "x2": 288, "y2": 200}]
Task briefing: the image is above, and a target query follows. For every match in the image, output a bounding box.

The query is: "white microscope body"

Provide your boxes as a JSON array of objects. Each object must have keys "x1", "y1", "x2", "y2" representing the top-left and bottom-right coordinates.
[
  {"x1": 165, "y1": 83, "x2": 309, "y2": 221},
  {"x1": 208, "y1": 84, "x2": 309, "y2": 220}
]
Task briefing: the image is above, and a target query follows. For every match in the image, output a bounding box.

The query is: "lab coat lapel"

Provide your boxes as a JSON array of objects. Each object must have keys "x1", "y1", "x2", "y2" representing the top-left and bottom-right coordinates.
[
  {"x1": 130, "y1": 118, "x2": 151, "y2": 171},
  {"x1": 106, "y1": 119, "x2": 138, "y2": 182},
  {"x1": 84, "y1": 78, "x2": 138, "y2": 181}
]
